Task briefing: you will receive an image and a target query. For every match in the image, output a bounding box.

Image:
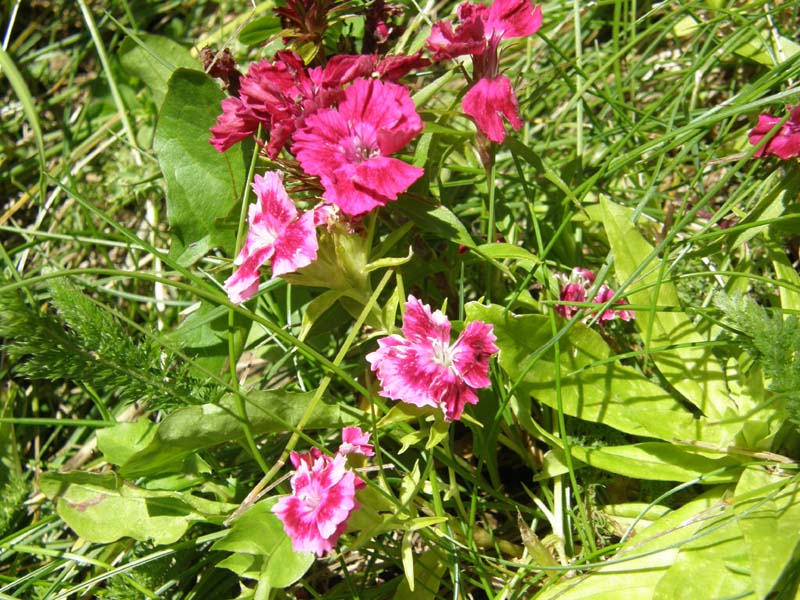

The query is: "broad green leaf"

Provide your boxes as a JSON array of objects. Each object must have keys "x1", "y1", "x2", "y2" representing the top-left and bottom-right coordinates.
[
  {"x1": 97, "y1": 388, "x2": 356, "y2": 478},
  {"x1": 395, "y1": 197, "x2": 475, "y2": 249},
  {"x1": 213, "y1": 499, "x2": 314, "y2": 588},
  {"x1": 767, "y1": 235, "x2": 800, "y2": 312},
  {"x1": 238, "y1": 15, "x2": 282, "y2": 46},
  {"x1": 298, "y1": 290, "x2": 347, "y2": 342},
  {"x1": 601, "y1": 198, "x2": 731, "y2": 425},
  {"x1": 652, "y1": 510, "x2": 752, "y2": 600},
  {"x1": 539, "y1": 487, "x2": 729, "y2": 600},
  {"x1": 154, "y1": 68, "x2": 247, "y2": 258},
  {"x1": 734, "y1": 30, "x2": 800, "y2": 66},
  {"x1": 735, "y1": 468, "x2": 800, "y2": 599},
  {"x1": 119, "y1": 33, "x2": 199, "y2": 107},
  {"x1": 167, "y1": 301, "x2": 251, "y2": 376},
  {"x1": 652, "y1": 469, "x2": 800, "y2": 600},
  {"x1": 40, "y1": 471, "x2": 234, "y2": 544},
  {"x1": 393, "y1": 548, "x2": 446, "y2": 600},
  {"x1": 541, "y1": 443, "x2": 739, "y2": 483},
  {"x1": 467, "y1": 303, "x2": 730, "y2": 444}
]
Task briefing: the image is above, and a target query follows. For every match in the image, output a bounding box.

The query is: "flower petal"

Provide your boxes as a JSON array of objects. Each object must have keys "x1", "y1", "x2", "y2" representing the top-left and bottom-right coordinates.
[
  {"x1": 487, "y1": 0, "x2": 542, "y2": 39},
  {"x1": 452, "y1": 321, "x2": 498, "y2": 389},
  {"x1": 462, "y1": 75, "x2": 522, "y2": 143}
]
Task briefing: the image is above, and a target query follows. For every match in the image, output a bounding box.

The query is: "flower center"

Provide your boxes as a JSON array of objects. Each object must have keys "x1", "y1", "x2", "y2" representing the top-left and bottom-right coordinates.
[
  {"x1": 300, "y1": 489, "x2": 322, "y2": 509},
  {"x1": 253, "y1": 226, "x2": 278, "y2": 250},
  {"x1": 431, "y1": 338, "x2": 455, "y2": 369},
  {"x1": 341, "y1": 122, "x2": 380, "y2": 164}
]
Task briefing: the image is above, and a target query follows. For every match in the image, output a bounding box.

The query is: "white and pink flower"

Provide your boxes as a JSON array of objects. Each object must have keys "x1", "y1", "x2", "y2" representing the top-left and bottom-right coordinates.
[
  {"x1": 338, "y1": 426, "x2": 375, "y2": 457},
  {"x1": 272, "y1": 427, "x2": 375, "y2": 556},
  {"x1": 224, "y1": 171, "x2": 318, "y2": 303},
  {"x1": 272, "y1": 450, "x2": 363, "y2": 557},
  {"x1": 366, "y1": 295, "x2": 498, "y2": 421}
]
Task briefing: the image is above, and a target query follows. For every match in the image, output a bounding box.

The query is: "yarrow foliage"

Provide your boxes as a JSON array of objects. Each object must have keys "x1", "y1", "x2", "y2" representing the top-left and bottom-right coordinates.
[
  {"x1": 428, "y1": 0, "x2": 542, "y2": 143},
  {"x1": 748, "y1": 105, "x2": 800, "y2": 160},
  {"x1": 224, "y1": 172, "x2": 318, "y2": 303},
  {"x1": 555, "y1": 268, "x2": 634, "y2": 323},
  {"x1": 272, "y1": 427, "x2": 373, "y2": 556},
  {"x1": 367, "y1": 295, "x2": 498, "y2": 421}
]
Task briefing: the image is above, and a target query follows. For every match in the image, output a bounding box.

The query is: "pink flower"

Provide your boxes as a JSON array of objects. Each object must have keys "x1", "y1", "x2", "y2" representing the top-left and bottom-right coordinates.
[
  {"x1": 462, "y1": 76, "x2": 522, "y2": 146},
  {"x1": 292, "y1": 78, "x2": 424, "y2": 215},
  {"x1": 593, "y1": 284, "x2": 634, "y2": 322},
  {"x1": 748, "y1": 105, "x2": 800, "y2": 159},
  {"x1": 428, "y1": 0, "x2": 542, "y2": 143},
  {"x1": 224, "y1": 172, "x2": 318, "y2": 303},
  {"x1": 272, "y1": 451, "x2": 363, "y2": 556},
  {"x1": 555, "y1": 268, "x2": 634, "y2": 323},
  {"x1": 366, "y1": 295, "x2": 499, "y2": 421},
  {"x1": 339, "y1": 426, "x2": 375, "y2": 457}
]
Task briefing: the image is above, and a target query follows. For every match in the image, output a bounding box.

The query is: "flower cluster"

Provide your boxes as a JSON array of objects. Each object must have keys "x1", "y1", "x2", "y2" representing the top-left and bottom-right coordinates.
[
  {"x1": 367, "y1": 295, "x2": 499, "y2": 421},
  {"x1": 272, "y1": 427, "x2": 373, "y2": 556},
  {"x1": 211, "y1": 52, "x2": 426, "y2": 302},
  {"x1": 555, "y1": 268, "x2": 635, "y2": 324},
  {"x1": 748, "y1": 105, "x2": 800, "y2": 160},
  {"x1": 428, "y1": 0, "x2": 542, "y2": 144}
]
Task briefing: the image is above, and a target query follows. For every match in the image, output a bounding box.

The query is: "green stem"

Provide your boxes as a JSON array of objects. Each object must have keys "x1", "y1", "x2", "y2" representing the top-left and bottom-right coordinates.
[
  {"x1": 228, "y1": 138, "x2": 267, "y2": 473},
  {"x1": 76, "y1": 0, "x2": 141, "y2": 165},
  {"x1": 226, "y1": 269, "x2": 395, "y2": 523},
  {"x1": 484, "y1": 160, "x2": 497, "y2": 298}
]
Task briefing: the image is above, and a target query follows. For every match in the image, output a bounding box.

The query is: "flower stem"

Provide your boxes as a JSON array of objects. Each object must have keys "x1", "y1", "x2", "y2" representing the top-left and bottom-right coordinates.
[{"x1": 226, "y1": 269, "x2": 395, "y2": 524}]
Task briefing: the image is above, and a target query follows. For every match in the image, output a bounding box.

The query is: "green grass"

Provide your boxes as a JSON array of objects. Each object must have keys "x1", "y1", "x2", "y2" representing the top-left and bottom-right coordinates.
[{"x1": 2, "y1": 0, "x2": 800, "y2": 598}]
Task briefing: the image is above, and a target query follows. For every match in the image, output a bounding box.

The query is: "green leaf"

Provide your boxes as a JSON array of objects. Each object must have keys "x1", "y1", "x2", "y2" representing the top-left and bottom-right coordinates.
[
  {"x1": 394, "y1": 197, "x2": 475, "y2": 249},
  {"x1": 539, "y1": 487, "x2": 730, "y2": 600},
  {"x1": 467, "y1": 303, "x2": 728, "y2": 444},
  {"x1": 767, "y1": 235, "x2": 800, "y2": 312},
  {"x1": 213, "y1": 499, "x2": 314, "y2": 588},
  {"x1": 601, "y1": 198, "x2": 731, "y2": 426},
  {"x1": 393, "y1": 548, "x2": 446, "y2": 600},
  {"x1": 734, "y1": 30, "x2": 800, "y2": 66},
  {"x1": 652, "y1": 511, "x2": 752, "y2": 600},
  {"x1": 0, "y1": 48, "x2": 45, "y2": 175},
  {"x1": 474, "y1": 243, "x2": 538, "y2": 270},
  {"x1": 238, "y1": 15, "x2": 282, "y2": 46},
  {"x1": 154, "y1": 68, "x2": 247, "y2": 258},
  {"x1": 40, "y1": 471, "x2": 234, "y2": 544},
  {"x1": 97, "y1": 388, "x2": 356, "y2": 478},
  {"x1": 168, "y1": 301, "x2": 251, "y2": 376},
  {"x1": 119, "y1": 33, "x2": 199, "y2": 107},
  {"x1": 541, "y1": 443, "x2": 738, "y2": 483},
  {"x1": 735, "y1": 468, "x2": 800, "y2": 599}
]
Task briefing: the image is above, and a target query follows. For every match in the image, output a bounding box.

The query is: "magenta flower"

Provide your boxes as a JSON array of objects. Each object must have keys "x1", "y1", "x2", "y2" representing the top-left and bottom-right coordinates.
[
  {"x1": 428, "y1": 0, "x2": 542, "y2": 143},
  {"x1": 555, "y1": 268, "x2": 634, "y2": 323},
  {"x1": 339, "y1": 426, "x2": 375, "y2": 457},
  {"x1": 748, "y1": 105, "x2": 800, "y2": 160},
  {"x1": 209, "y1": 51, "x2": 427, "y2": 159},
  {"x1": 366, "y1": 295, "x2": 498, "y2": 421},
  {"x1": 210, "y1": 51, "x2": 374, "y2": 158},
  {"x1": 224, "y1": 171, "x2": 318, "y2": 304},
  {"x1": 209, "y1": 97, "x2": 260, "y2": 153},
  {"x1": 272, "y1": 450, "x2": 363, "y2": 557},
  {"x1": 292, "y1": 77, "x2": 424, "y2": 215}
]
